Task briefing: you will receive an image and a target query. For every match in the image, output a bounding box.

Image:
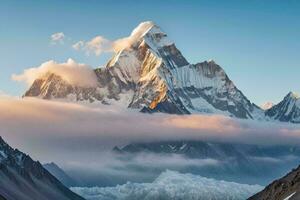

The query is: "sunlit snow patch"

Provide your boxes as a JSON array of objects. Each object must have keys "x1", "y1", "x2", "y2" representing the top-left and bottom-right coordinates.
[{"x1": 71, "y1": 170, "x2": 263, "y2": 200}]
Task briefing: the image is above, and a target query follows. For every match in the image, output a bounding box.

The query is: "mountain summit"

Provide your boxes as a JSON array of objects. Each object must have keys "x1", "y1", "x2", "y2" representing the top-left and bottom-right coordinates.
[
  {"x1": 24, "y1": 21, "x2": 298, "y2": 122},
  {"x1": 265, "y1": 92, "x2": 300, "y2": 123}
]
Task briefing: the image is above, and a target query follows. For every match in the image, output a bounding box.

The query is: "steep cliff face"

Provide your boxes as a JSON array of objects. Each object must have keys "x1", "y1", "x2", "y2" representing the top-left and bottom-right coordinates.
[
  {"x1": 0, "y1": 137, "x2": 85, "y2": 200},
  {"x1": 24, "y1": 21, "x2": 263, "y2": 119}
]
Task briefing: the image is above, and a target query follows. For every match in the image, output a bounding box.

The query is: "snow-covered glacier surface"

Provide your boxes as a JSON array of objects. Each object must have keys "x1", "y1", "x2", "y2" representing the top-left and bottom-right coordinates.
[{"x1": 71, "y1": 170, "x2": 263, "y2": 200}]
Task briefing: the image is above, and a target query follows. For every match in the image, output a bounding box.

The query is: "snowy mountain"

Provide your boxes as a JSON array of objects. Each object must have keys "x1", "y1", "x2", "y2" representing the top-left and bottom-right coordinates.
[
  {"x1": 43, "y1": 162, "x2": 77, "y2": 187},
  {"x1": 24, "y1": 21, "x2": 264, "y2": 119},
  {"x1": 0, "y1": 136, "x2": 85, "y2": 200},
  {"x1": 265, "y1": 92, "x2": 300, "y2": 123},
  {"x1": 249, "y1": 165, "x2": 300, "y2": 200}
]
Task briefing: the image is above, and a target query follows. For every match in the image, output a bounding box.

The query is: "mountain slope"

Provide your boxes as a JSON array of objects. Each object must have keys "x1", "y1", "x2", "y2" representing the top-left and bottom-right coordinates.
[
  {"x1": 265, "y1": 92, "x2": 300, "y2": 123},
  {"x1": 249, "y1": 165, "x2": 300, "y2": 200},
  {"x1": 0, "y1": 136, "x2": 85, "y2": 200},
  {"x1": 24, "y1": 21, "x2": 263, "y2": 119},
  {"x1": 43, "y1": 162, "x2": 77, "y2": 187}
]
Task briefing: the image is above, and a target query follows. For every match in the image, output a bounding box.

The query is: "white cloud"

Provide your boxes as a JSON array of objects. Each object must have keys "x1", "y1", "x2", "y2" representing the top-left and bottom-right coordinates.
[
  {"x1": 51, "y1": 32, "x2": 65, "y2": 44},
  {"x1": 72, "y1": 21, "x2": 154, "y2": 56},
  {"x1": 72, "y1": 41, "x2": 84, "y2": 50},
  {"x1": 11, "y1": 59, "x2": 98, "y2": 87},
  {"x1": 72, "y1": 36, "x2": 113, "y2": 56}
]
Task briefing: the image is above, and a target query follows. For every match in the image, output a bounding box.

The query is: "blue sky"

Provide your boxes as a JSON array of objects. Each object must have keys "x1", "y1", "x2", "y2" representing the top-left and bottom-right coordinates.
[{"x1": 0, "y1": 0, "x2": 299, "y2": 105}]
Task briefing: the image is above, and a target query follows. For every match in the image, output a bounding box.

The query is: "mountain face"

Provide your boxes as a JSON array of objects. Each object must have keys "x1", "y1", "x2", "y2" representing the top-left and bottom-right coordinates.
[
  {"x1": 265, "y1": 92, "x2": 300, "y2": 123},
  {"x1": 249, "y1": 165, "x2": 300, "y2": 200},
  {"x1": 0, "y1": 136, "x2": 85, "y2": 200},
  {"x1": 24, "y1": 21, "x2": 264, "y2": 119},
  {"x1": 43, "y1": 162, "x2": 77, "y2": 187},
  {"x1": 113, "y1": 141, "x2": 300, "y2": 185}
]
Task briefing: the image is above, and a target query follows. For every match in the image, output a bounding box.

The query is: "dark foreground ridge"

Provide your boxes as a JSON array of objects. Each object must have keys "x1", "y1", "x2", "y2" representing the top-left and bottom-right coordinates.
[
  {"x1": 0, "y1": 136, "x2": 85, "y2": 200},
  {"x1": 249, "y1": 165, "x2": 300, "y2": 200}
]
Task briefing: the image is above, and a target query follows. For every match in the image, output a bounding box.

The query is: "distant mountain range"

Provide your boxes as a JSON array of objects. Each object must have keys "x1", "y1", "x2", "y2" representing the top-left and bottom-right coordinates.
[
  {"x1": 0, "y1": 136, "x2": 84, "y2": 200},
  {"x1": 113, "y1": 140, "x2": 300, "y2": 185},
  {"x1": 23, "y1": 21, "x2": 300, "y2": 123}
]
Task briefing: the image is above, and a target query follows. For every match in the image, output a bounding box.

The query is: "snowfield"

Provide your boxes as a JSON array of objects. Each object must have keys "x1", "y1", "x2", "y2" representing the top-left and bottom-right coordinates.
[{"x1": 71, "y1": 170, "x2": 263, "y2": 200}]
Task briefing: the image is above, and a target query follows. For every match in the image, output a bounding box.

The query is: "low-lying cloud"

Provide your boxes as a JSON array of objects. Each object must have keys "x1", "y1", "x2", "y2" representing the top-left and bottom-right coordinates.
[
  {"x1": 72, "y1": 21, "x2": 154, "y2": 56},
  {"x1": 0, "y1": 96, "x2": 299, "y2": 161},
  {"x1": 0, "y1": 96, "x2": 300, "y2": 185},
  {"x1": 11, "y1": 59, "x2": 98, "y2": 87},
  {"x1": 0, "y1": 96, "x2": 300, "y2": 169}
]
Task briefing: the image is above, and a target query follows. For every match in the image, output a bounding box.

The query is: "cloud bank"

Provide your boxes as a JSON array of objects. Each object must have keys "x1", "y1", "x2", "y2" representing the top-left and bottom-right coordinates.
[
  {"x1": 12, "y1": 59, "x2": 98, "y2": 87},
  {"x1": 0, "y1": 96, "x2": 300, "y2": 164},
  {"x1": 72, "y1": 21, "x2": 154, "y2": 56}
]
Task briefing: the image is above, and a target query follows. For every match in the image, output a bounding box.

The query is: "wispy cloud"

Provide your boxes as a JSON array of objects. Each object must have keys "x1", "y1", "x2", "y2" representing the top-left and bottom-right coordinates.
[
  {"x1": 72, "y1": 41, "x2": 84, "y2": 51},
  {"x1": 50, "y1": 32, "x2": 65, "y2": 44},
  {"x1": 72, "y1": 21, "x2": 154, "y2": 56},
  {"x1": 72, "y1": 36, "x2": 112, "y2": 56}
]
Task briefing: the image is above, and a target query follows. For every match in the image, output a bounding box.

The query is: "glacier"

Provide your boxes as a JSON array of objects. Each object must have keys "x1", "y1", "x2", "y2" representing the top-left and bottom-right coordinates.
[{"x1": 71, "y1": 170, "x2": 263, "y2": 200}]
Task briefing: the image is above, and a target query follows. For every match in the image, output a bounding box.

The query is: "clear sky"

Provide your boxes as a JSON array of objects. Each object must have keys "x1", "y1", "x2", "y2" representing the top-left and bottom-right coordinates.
[{"x1": 0, "y1": 0, "x2": 299, "y2": 105}]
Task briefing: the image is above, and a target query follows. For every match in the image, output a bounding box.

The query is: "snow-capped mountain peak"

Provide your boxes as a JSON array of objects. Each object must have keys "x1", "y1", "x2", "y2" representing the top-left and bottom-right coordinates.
[
  {"x1": 143, "y1": 24, "x2": 174, "y2": 49},
  {"x1": 265, "y1": 92, "x2": 300, "y2": 123},
  {"x1": 286, "y1": 91, "x2": 300, "y2": 100},
  {"x1": 131, "y1": 21, "x2": 155, "y2": 36},
  {"x1": 261, "y1": 102, "x2": 274, "y2": 110},
  {"x1": 27, "y1": 21, "x2": 300, "y2": 122}
]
